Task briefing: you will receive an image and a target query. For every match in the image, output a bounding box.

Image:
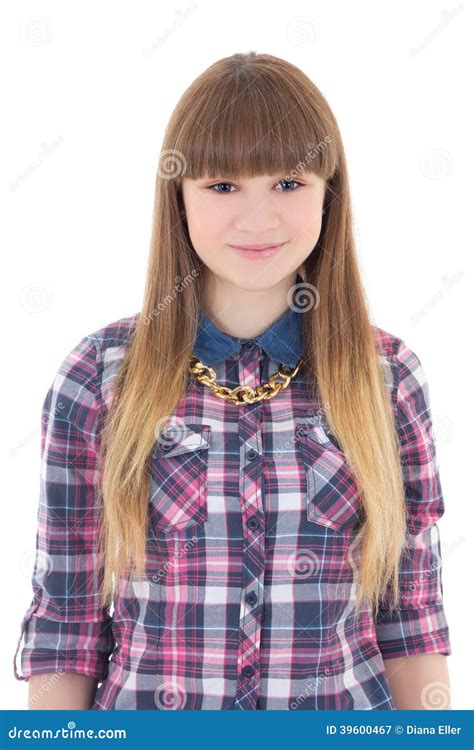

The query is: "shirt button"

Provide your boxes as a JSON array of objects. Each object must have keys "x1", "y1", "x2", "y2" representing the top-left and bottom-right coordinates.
[
  {"x1": 246, "y1": 448, "x2": 258, "y2": 461},
  {"x1": 245, "y1": 592, "x2": 258, "y2": 607},
  {"x1": 242, "y1": 665, "x2": 255, "y2": 678},
  {"x1": 242, "y1": 341, "x2": 256, "y2": 351},
  {"x1": 247, "y1": 515, "x2": 260, "y2": 531}
]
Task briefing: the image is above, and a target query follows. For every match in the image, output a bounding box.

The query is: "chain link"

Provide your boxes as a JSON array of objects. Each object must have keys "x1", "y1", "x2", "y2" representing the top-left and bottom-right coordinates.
[{"x1": 188, "y1": 353, "x2": 302, "y2": 406}]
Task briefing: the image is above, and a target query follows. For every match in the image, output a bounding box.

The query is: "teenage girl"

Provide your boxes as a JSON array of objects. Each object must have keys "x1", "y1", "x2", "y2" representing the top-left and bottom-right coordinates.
[{"x1": 14, "y1": 51, "x2": 451, "y2": 710}]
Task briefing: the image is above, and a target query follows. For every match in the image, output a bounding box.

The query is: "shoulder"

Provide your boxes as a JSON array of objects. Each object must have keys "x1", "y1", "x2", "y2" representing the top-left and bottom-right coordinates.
[
  {"x1": 86, "y1": 312, "x2": 141, "y2": 353},
  {"x1": 372, "y1": 323, "x2": 400, "y2": 359},
  {"x1": 46, "y1": 313, "x2": 141, "y2": 417},
  {"x1": 371, "y1": 324, "x2": 434, "y2": 431},
  {"x1": 57, "y1": 312, "x2": 140, "y2": 371},
  {"x1": 371, "y1": 323, "x2": 427, "y2": 382}
]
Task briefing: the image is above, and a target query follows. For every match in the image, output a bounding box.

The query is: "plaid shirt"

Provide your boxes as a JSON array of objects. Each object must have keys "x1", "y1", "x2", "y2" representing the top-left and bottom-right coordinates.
[{"x1": 14, "y1": 298, "x2": 452, "y2": 710}]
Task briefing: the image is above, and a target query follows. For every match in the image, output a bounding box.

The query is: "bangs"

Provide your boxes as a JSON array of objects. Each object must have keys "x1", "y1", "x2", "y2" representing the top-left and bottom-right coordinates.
[{"x1": 169, "y1": 60, "x2": 339, "y2": 184}]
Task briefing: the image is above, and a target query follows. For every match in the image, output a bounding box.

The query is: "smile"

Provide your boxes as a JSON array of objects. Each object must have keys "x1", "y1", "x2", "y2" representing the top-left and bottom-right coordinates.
[{"x1": 228, "y1": 242, "x2": 287, "y2": 259}]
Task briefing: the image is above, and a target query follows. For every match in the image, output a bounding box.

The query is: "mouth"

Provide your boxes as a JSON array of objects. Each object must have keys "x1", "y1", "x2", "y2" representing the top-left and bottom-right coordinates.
[
  {"x1": 228, "y1": 242, "x2": 287, "y2": 259},
  {"x1": 229, "y1": 243, "x2": 286, "y2": 251}
]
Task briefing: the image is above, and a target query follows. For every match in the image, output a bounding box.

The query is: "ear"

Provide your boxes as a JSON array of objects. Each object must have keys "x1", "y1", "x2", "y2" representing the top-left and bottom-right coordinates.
[{"x1": 296, "y1": 263, "x2": 307, "y2": 282}]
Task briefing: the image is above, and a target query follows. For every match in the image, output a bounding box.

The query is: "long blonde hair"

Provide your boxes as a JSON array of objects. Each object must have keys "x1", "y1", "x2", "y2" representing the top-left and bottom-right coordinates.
[{"x1": 97, "y1": 52, "x2": 406, "y2": 619}]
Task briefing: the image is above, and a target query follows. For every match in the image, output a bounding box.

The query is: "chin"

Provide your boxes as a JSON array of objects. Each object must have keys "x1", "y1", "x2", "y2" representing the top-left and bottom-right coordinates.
[{"x1": 221, "y1": 266, "x2": 294, "y2": 291}]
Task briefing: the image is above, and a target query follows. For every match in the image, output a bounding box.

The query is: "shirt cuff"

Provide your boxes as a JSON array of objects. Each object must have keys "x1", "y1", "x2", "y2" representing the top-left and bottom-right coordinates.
[
  {"x1": 375, "y1": 602, "x2": 452, "y2": 660},
  {"x1": 14, "y1": 611, "x2": 115, "y2": 683}
]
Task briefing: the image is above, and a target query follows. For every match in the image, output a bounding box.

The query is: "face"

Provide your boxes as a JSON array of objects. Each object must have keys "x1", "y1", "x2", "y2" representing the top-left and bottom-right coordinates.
[{"x1": 180, "y1": 171, "x2": 326, "y2": 292}]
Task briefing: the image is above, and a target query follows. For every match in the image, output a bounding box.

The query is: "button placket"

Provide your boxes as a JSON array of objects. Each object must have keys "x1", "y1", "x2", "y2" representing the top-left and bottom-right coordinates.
[
  {"x1": 238, "y1": 343, "x2": 262, "y2": 391},
  {"x1": 235, "y1": 345, "x2": 265, "y2": 709}
]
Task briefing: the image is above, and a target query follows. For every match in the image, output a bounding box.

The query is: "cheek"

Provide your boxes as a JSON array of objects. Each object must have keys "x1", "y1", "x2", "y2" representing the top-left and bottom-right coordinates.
[
  {"x1": 185, "y1": 219, "x2": 220, "y2": 268},
  {"x1": 186, "y1": 202, "x2": 230, "y2": 253},
  {"x1": 289, "y1": 203, "x2": 323, "y2": 245}
]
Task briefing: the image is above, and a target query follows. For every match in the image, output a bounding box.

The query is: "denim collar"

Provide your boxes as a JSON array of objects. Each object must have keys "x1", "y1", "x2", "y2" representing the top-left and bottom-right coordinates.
[{"x1": 192, "y1": 276, "x2": 305, "y2": 367}]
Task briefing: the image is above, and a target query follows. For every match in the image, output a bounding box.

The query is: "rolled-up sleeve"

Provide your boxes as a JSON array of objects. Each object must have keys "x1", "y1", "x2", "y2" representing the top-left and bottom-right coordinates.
[
  {"x1": 13, "y1": 334, "x2": 115, "y2": 682},
  {"x1": 374, "y1": 338, "x2": 452, "y2": 660}
]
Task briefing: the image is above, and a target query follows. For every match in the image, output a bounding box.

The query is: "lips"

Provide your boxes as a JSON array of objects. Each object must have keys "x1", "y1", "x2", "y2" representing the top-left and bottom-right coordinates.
[
  {"x1": 229, "y1": 242, "x2": 286, "y2": 260},
  {"x1": 229, "y1": 243, "x2": 285, "y2": 251}
]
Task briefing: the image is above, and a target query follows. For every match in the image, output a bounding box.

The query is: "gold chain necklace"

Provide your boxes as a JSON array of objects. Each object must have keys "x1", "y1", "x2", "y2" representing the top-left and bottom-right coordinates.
[{"x1": 188, "y1": 353, "x2": 302, "y2": 406}]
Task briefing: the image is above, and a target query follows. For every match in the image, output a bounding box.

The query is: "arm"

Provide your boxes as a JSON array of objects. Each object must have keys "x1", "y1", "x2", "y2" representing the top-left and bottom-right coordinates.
[
  {"x1": 383, "y1": 654, "x2": 451, "y2": 709},
  {"x1": 27, "y1": 673, "x2": 99, "y2": 710},
  {"x1": 13, "y1": 334, "x2": 115, "y2": 707},
  {"x1": 374, "y1": 340, "x2": 452, "y2": 707}
]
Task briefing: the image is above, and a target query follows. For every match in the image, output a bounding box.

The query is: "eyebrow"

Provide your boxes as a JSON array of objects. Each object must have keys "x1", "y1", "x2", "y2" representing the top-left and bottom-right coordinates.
[{"x1": 197, "y1": 173, "x2": 310, "y2": 183}]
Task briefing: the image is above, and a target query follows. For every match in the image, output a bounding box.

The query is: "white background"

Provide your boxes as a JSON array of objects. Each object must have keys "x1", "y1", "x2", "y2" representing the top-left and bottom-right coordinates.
[{"x1": 1, "y1": 0, "x2": 472, "y2": 711}]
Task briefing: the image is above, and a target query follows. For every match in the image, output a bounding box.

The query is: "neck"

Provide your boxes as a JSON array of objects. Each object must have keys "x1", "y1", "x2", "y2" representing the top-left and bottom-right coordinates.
[{"x1": 202, "y1": 270, "x2": 300, "y2": 339}]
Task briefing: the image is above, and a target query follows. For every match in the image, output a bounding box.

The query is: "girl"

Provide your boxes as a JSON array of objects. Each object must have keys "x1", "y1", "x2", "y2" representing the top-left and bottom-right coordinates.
[{"x1": 14, "y1": 51, "x2": 452, "y2": 710}]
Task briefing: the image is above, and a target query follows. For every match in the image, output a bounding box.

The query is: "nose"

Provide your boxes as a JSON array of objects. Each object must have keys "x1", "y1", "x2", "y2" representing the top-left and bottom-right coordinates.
[{"x1": 233, "y1": 195, "x2": 280, "y2": 233}]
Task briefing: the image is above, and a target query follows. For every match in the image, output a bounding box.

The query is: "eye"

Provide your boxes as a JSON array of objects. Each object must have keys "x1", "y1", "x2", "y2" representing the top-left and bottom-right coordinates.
[
  {"x1": 207, "y1": 182, "x2": 236, "y2": 193},
  {"x1": 275, "y1": 179, "x2": 303, "y2": 191},
  {"x1": 206, "y1": 178, "x2": 303, "y2": 194}
]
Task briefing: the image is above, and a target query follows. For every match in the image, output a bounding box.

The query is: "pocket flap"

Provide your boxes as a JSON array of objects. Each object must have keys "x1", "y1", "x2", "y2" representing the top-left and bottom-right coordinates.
[
  {"x1": 297, "y1": 412, "x2": 341, "y2": 451},
  {"x1": 153, "y1": 423, "x2": 210, "y2": 458}
]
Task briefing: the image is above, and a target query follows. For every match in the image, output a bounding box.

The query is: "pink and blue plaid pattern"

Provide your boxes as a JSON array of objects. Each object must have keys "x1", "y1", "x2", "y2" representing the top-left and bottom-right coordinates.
[{"x1": 13, "y1": 301, "x2": 451, "y2": 709}]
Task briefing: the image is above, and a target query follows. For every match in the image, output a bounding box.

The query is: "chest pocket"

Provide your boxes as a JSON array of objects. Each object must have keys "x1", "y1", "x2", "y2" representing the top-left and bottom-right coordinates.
[
  {"x1": 296, "y1": 416, "x2": 363, "y2": 532},
  {"x1": 149, "y1": 423, "x2": 210, "y2": 532}
]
